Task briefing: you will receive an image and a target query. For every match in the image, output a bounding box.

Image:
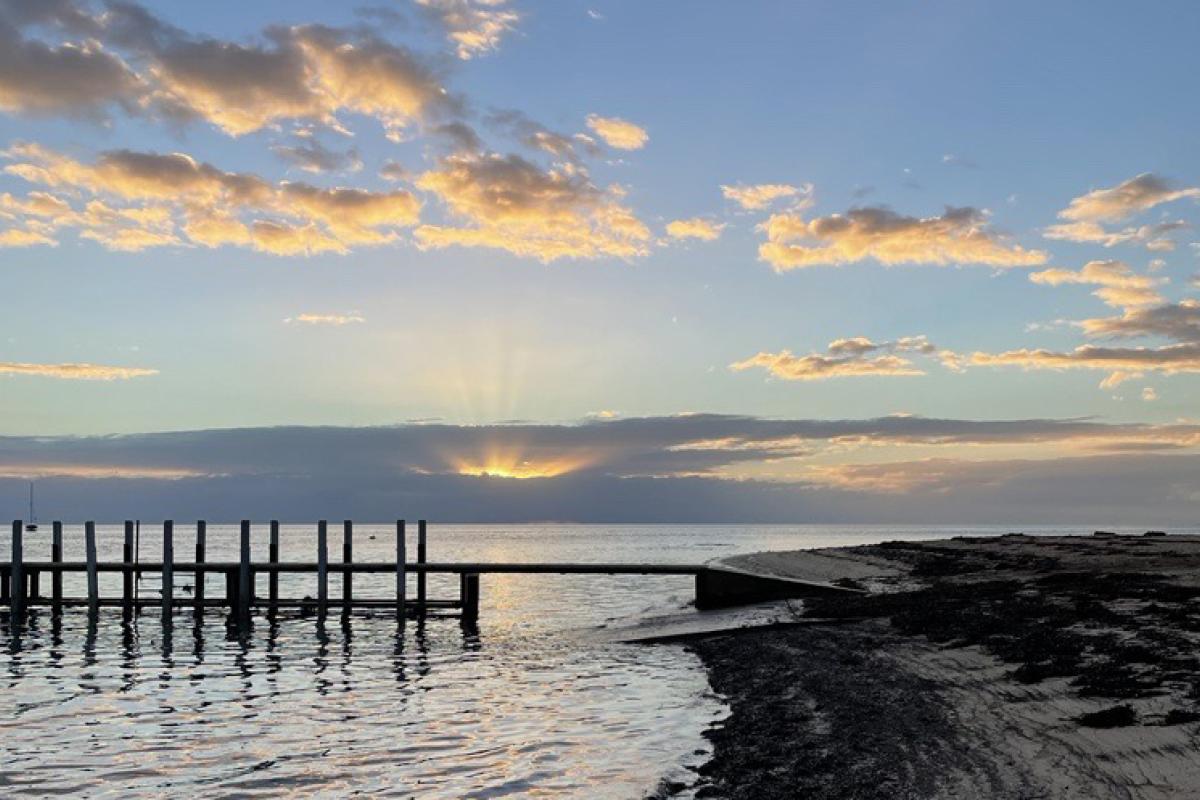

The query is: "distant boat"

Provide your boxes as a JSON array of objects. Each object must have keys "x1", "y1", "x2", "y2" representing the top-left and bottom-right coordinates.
[{"x1": 25, "y1": 482, "x2": 38, "y2": 532}]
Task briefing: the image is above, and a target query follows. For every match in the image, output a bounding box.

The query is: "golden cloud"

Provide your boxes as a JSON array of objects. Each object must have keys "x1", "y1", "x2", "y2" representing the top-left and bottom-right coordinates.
[
  {"x1": 414, "y1": 152, "x2": 651, "y2": 261},
  {"x1": 416, "y1": 0, "x2": 520, "y2": 60},
  {"x1": 0, "y1": 362, "x2": 159, "y2": 380},
  {"x1": 731, "y1": 335, "x2": 937, "y2": 381},
  {"x1": 1030, "y1": 260, "x2": 1165, "y2": 309},
  {"x1": 285, "y1": 313, "x2": 366, "y2": 325},
  {"x1": 585, "y1": 114, "x2": 649, "y2": 150},
  {"x1": 666, "y1": 217, "x2": 724, "y2": 241},
  {"x1": 758, "y1": 206, "x2": 1048, "y2": 271},
  {"x1": 721, "y1": 183, "x2": 807, "y2": 211},
  {"x1": 1, "y1": 143, "x2": 420, "y2": 255}
]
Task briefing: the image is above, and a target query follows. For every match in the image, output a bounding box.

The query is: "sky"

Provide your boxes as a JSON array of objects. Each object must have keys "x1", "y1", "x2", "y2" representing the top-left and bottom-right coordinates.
[{"x1": 2, "y1": 0, "x2": 1200, "y2": 523}]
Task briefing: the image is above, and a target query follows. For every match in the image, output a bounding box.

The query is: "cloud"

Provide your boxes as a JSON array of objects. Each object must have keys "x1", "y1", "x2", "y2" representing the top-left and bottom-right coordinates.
[
  {"x1": 758, "y1": 206, "x2": 1048, "y2": 271},
  {"x1": 413, "y1": 152, "x2": 651, "y2": 261},
  {"x1": 5, "y1": 416, "x2": 1200, "y2": 522},
  {"x1": 1057, "y1": 173, "x2": 1200, "y2": 224},
  {"x1": 415, "y1": 0, "x2": 519, "y2": 59},
  {"x1": 0, "y1": 21, "x2": 142, "y2": 117},
  {"x1": 1142, "y1": 387, "x2": 1158, "y2": 402},
  {"x1": 0, "y1": 3, "x2": 458, "y2": 138},
  {"x1": 271, "y1": 139, "x2": 363, "y2": 174},
  {"x1": 730, "y1": 335, "x2": 938, "y2": 381},
  {"x1": 585, "y1": 114, "x2": 649, "y2": 150},
  {"x1": 1046, "y1": 174, "x2": 1199, "y2": 251},
  {"x1": 969, "y1": 343, "x2": 1200, "y2": 387},
  {"x1": 1079, "y1": 299, "x2": 1200, "y2": 342},
  {"x1": 0, "y1": 361, "x2": 158, "y2": 380},
  {"x1": 665, "y1": 217, "x2": 724, "y2": 241},
  {"x1": 1, "y1": 143, "x2": 421, "y2": 255},
  {"x1": 1030, "y1": 259, "x2": 1165, "y2": 309},
  {"x1": 721, "y1": 183, "x2": 807, "y2": 211},
  {"x1": 284, "y1": 313, "x2": 366, "y2": 325},
  {"x1": 486, "y1": 108, "x2": 600, "y2": 162}
]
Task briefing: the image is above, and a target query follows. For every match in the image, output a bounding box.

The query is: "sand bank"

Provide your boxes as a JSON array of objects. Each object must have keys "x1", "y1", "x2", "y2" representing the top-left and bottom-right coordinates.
[{"x1": 683, "y1": 535, "x2": 1200, "y2": 799}]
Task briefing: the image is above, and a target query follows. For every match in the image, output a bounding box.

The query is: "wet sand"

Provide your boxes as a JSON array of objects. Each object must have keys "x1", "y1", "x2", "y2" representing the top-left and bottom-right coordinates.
[{"x1": 684, "y1": 534, "x2": 1200, "y2": 799}]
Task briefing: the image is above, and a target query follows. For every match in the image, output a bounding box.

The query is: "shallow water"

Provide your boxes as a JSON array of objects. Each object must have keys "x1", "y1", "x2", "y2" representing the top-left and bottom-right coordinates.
[{"x1": 2, "y1": 523, "x2": 1193, "y2": 797}]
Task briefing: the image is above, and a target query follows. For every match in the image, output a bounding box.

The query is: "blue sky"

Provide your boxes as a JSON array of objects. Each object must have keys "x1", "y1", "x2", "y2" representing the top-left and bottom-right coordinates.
[{"x1": 2, "y1": 1, "x2": 1199, "y2": 521}]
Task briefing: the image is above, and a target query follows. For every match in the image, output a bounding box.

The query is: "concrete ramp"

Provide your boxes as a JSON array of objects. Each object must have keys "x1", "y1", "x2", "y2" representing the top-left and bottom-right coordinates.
[{"x1": 694, "y1": 565, "x2": 862, "y2": 610}]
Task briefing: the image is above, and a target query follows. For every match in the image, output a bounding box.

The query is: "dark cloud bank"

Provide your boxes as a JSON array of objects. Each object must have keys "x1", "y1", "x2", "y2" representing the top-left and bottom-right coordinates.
[{"x1": 2, "y1": 415, "x2": 1198, "y2": 525}]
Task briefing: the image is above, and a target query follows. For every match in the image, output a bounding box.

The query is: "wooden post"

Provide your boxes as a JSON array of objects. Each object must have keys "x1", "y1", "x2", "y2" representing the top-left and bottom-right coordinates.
[
  {"x1": 342, "y1": 520, "x2": 353, "y2": 613},
  {"x1": 317, "y1": 520, "x2": 328, "y2": 616},
  {"x1": 269, "y1": 520, "x2": 279, "y2": 613},
  {"x1": 417, "y1": 519, "x2": 427, "y2": 614},
  {"x1": 162, "y1": 520, "x2": 174, "y2": 619},
  {"x1": 122, "y1": 521, "x2": 134, "y2": 617},
  {"x1": 10, "y1": 520, "x2": 24, "y2": 619},
  {"x1": 462, "y1": 573, "x2": 480, "y2": 623},
  {"x1": 51, "y1": 521, "x2": 63, "y2": 612},
  {"x1": 238, "y1": 520, "x2": 251, "y2": 622},
  {"x1": 194, "y1": 521, "x2": 206, "y2": 615},
  {"x1": 84, "y1": 521, "x2": 98, "y2": 615},
  {"x1": 396, "y1": 519, "x2": 406, "y2": 619}
]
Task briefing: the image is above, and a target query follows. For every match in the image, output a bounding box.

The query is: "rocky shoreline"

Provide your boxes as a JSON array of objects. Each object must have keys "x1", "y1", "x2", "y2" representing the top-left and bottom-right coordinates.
[{"x1": 681, "y1": 534, "x2": 1200, "y2": 799}]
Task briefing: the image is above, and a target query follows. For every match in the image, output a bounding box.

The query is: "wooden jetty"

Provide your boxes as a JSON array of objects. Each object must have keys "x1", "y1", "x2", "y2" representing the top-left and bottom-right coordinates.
[{"x1": 2, "y1": 519, "x2": 854, "y2": 627}]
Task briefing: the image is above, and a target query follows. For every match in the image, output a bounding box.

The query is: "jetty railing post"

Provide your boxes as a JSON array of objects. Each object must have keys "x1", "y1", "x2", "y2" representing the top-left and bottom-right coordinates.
[
  {"x1": 417, "y1": 519, "x2": 427, "y2": 615},
  {"x1": 51, "y1": 521, "x2": 63, "y2": 613},
  {"x1": 268, "y1": 520, "x2": 279, "y2": 614},
  {"x1": 194, "y1": 521, "x2": 206, "y2": 616},
  {"x1": 10, "y1": 520, "x2": 24, "y2": 620},
  {"x1": 238, "y1": 520, "x2": 251, "y2": 623},
  {"x1": 84, "y1": 521, "x2": 98, "y2": 615},
  {"x1": 162, "y1": 520, "x2": 174, "y2": 620},
  {"x1": 342, "y1": 520, "x2": 353, "y2": 614},
  {"x1": 396, "y1": 519, "x2": 406, "y2": 620},
  {"x1": 122, "y1": 521, "x2": 134, "y2": 618},
  {"x1": 317, "y1": 520, "x2": 328, "y2": 617}
]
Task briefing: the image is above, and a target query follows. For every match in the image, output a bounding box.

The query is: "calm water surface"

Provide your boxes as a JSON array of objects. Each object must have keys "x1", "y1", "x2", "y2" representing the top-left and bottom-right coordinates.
[{"x1": 2, "y1": 523, "x2": 1190, "y2": 797}]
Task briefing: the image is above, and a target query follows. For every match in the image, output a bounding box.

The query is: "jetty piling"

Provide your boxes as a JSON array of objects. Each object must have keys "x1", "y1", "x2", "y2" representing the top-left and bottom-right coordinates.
[
  {"x1": 162, "y1": 520, "x2": 174, "y2": 619},
  {"x1": 51, "y1": 522, "x2": 63, "y2": 612},
  {"x1": 268, "y1": 520, "x2": 279, "y2": 613},
  {"x1": 396, "y1": 519, "x2": 406, "y2": 619},
  {"x1": 317, "y1": 520, "x2": 328, "y2": 616},
  {"x1": 84, "y1": 522, "x2": 98, "y2": 614},
  {"x1": 195, "y1": 521, "x2": 206, "y2": 615},
  {"x1": 238, "y1": 520, "x2": 251, "y2": 623},
  {"x1": 122, "y1": 522, "x2": 134, "y2": 617},
  {"x1": 11, "y1": 521, "x2": 23, "y2": 620},
  {"x1": 417, "y1": 519, "x2": 427, "y2": 612},
  {"x1": 343, "y1": 520, "x2": 353, "y2": 613}
]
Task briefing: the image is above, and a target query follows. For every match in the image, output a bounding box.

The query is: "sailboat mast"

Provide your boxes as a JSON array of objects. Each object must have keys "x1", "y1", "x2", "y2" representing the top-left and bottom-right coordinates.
[{"x1": 28, "y1": 481, "x2": 35, "y2": 522}]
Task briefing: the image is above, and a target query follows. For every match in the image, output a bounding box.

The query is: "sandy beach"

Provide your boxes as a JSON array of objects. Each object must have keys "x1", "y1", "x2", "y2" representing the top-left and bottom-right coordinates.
[{"x1": 684, "y1": 534, "x2": 1200, "y2": 799}]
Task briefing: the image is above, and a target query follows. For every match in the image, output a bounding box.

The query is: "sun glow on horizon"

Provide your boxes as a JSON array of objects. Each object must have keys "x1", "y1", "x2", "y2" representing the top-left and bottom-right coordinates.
[{"x1": 449, "y1": 443, "x2": 594, "y2": 480}]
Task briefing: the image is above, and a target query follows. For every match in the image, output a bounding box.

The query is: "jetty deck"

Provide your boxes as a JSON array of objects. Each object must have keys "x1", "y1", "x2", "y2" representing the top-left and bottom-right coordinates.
[{"x1": 2, "y1": 519, "x2": 856, "y2": 628}]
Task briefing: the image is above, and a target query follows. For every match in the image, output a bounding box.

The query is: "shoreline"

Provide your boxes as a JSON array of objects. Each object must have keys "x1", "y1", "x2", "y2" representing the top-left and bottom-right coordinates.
[{"x1": 679, "y1": 534, "x2": 1200, "y2": 798}]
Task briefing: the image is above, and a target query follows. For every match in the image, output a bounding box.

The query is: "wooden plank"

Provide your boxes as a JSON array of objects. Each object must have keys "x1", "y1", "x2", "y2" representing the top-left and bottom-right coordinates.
[
  {"x1": 84, "y1": 521, "x2": 98, "y2": 614},
  {"x1": 122, "y1": 521, "x2": 134, "y2": 617},
  {"x1": 162, "y1": 520, "x2": 174, "y2": 619},
  {"x1": 194, "y1": 521, "x2": 206, "y2": 615},
  {"x1": 342, "y1": 520, "x2": 353, "y2": 613},
  {"x1": 396, "y1": 519, "x2": 406, "y2": 619},
  {"x1": 417, "y1": 519, "x2": 427, "y2": 614},
  {"x1": 269, "y1": 520, "x2": 279, "y2": 612},
  {"x1": 10, "y1": 520, "x2": 24, "y2": 619},
  {"x1": 238, "y1": 520, "x2": 251, "y2": 622},
  {"x1": 316, "y1": 520, "x2": 328, "y2": 616},
  {"x1": 51, "y1": 521, "x2": 63, "y2": 611}
]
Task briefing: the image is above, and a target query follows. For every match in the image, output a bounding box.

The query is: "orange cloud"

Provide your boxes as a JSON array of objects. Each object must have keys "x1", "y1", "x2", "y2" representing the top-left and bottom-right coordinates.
[
  {"x1": 585, "y1": 114, "x2": 649, "y2": 150},
  {"x1": 758, "y1": 206, "x2": 1048, "y2": 271},
  {"x1": 0, "y1": 362, "x2": 158, "y2": 380},
  {"x1": 666, "y1": 217, "x2": 724, "y2": 241}
]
